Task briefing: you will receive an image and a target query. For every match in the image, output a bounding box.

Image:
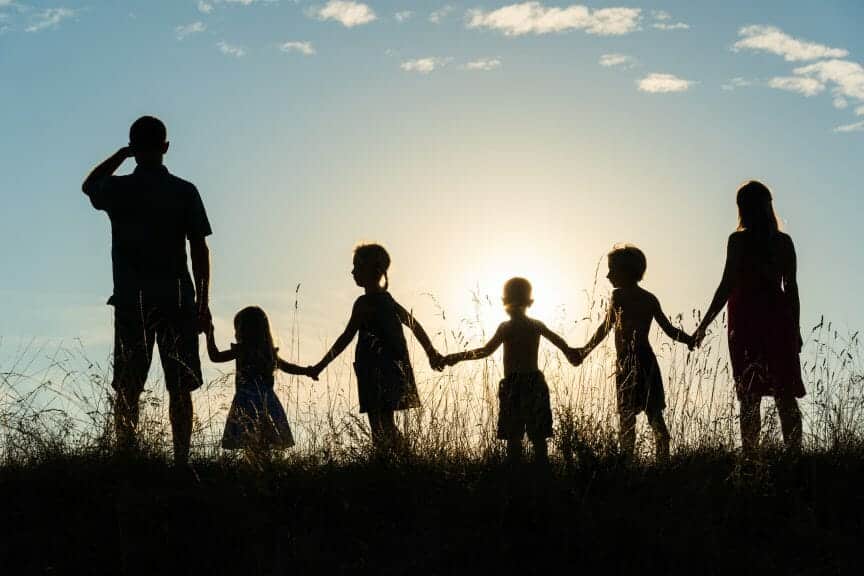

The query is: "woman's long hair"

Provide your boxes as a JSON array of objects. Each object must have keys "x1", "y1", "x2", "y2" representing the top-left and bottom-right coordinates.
[
  {"x1": 233, "y1": 306, "x2": 277, "y2": 373},
  {"x1": 736, "y1": 180, "x2": 779, "y2": 234}
]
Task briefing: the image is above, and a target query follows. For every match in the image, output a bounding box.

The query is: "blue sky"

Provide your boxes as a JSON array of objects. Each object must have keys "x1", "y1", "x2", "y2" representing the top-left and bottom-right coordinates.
[{"x1": 1, "y1": 0, "x2": 863, "y2": 370}]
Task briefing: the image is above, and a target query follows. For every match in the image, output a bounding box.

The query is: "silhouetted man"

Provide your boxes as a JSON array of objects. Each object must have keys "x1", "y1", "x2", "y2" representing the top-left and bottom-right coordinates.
[{"x1": 83, "y1": 116, "x2": 211, "y2": 465}]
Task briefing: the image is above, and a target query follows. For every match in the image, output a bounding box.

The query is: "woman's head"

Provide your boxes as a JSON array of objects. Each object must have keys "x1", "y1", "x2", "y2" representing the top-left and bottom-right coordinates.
[
  {"x1": 352, "y1": 243, "x2": 391, "y2": 290},
  {"x1": 233, "y1": 306, "x2": 276, "y2": 371},
  {"x1": 736, "y1": 180, "x2": 779, "y2": 233},
  {"x1": 502, "y1": 277, "x2": 533, "y2": 313},
  {"x1": 607, "y1": 245, "x2": 646, "y2": 287}
]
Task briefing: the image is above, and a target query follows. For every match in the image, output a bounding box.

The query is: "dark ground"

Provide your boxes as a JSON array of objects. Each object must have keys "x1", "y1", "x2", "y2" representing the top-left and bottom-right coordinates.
[{"x1": 1, "y1": 451, "x2": 862, "y2": 575}]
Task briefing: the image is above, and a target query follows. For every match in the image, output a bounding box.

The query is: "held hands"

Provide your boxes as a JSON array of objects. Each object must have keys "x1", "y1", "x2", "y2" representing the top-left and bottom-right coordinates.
[
  {"x1": 566, "y1": 347, "x2": 585, "y2": 366},
  {"x1": 304, "y1": 365, "x2": 320, "y2": 382},
  {"x1": 429, "y1": 351, "x2": 446, "y2": 372}
]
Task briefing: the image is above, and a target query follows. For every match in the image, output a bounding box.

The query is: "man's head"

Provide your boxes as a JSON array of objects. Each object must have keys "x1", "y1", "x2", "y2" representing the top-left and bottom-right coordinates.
[{"x1": 129, "y1": 116, "x2": 169, "y2": 166}]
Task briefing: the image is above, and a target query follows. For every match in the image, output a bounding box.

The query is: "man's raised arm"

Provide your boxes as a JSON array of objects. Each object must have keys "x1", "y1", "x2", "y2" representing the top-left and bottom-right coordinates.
[{"x1": 82, "y1": 147, "x2": 132, "y2": 208}]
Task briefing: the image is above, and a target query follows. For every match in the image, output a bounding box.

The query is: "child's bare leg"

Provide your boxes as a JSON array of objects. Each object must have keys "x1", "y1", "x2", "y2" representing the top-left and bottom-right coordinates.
[
  {"x1": 506, "y1": 437, "x2": 523, "y2": 463},
  {"x1": 529, "y1": 436, "x2": 548, "y2": 465},
  {"x1": 368, "y1": 410, "x2": 401, "y2": 453},
  {"x1": 646, "y1": 411, "x2": 670, "y2": 462},
  {"x1": 618, "y1": 410, "x2": 637, "y2": 456},
  {"x1": 775, "y1": 395, "x2": 803, "y2": 453},
  {"x1": 739, "y1": 395, "x2": 761, "y2": 457}
]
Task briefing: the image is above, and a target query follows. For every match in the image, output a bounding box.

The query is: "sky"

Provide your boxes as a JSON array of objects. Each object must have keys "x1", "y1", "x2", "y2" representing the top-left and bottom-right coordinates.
[{"x1": 1, "y1": 0, "x2": 863, "y2": 375}]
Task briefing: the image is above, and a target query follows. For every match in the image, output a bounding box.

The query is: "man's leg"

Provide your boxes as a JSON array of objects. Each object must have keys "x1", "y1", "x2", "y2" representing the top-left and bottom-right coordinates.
[
  {"x1": 112, "y1": 306, "x2": 153, "y2": 452},
  {"x1": 158, "y1": 307, "x2": 202, "y2": 465}
]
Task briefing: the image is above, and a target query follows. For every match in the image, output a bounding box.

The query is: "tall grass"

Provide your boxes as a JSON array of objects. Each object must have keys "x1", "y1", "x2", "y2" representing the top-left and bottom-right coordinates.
[{"x1": 1, "y1": 295, "x2": 862, "y2": 466}]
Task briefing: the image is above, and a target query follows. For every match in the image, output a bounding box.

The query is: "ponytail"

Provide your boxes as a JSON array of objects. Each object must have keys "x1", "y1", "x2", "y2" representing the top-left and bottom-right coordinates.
[{"x1": 382, "y1": 270, "x2": 389, "y2": 291}]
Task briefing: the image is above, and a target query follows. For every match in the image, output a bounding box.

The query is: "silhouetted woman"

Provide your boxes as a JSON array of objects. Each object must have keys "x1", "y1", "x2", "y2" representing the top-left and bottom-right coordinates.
[{"x1": 694, "y1": 181, "x2": 805, "y2": 456}]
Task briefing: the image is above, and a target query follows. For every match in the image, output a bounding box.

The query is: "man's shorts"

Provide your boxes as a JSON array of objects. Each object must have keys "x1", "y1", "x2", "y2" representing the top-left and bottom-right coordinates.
[
  {"x1": 497, "y1": 371, "x2": 553, "y2": 440},
  {"x1": 112, "y1": 303, "x2": 203, "y2": 395}
]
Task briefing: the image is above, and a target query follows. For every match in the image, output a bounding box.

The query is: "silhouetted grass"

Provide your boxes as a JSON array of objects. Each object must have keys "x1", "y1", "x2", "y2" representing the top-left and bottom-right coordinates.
[{"x1": 1, "y1": 304, "x2": 862, "y2": 574}]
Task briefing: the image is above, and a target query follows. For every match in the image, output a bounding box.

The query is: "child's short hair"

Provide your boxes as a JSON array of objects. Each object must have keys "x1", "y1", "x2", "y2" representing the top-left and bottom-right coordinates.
[
  {"x1": 354, "y1": 243, "x2": 391, "y2": 289},
  {"x1": 502, "y1": 277, "x2": 533, "y2": 310},
  {"x1": 608, "y1": 245, "x2": 647, "y2": 283},
  {"x1": 129, "y1": 116, "x2": 167, "y2": 151}
]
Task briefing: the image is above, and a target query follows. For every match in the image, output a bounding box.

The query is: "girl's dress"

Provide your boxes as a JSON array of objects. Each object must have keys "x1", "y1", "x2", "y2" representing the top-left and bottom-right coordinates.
[
  {"x1": 222, "y1": 344, "x2": 295, "y2": 450},
  {"x1": 727, "y1": 232, "x2": 805, "y2": 399},
  {"x1": 353, "y1": 292, "x2": 421, "y2": 413}
]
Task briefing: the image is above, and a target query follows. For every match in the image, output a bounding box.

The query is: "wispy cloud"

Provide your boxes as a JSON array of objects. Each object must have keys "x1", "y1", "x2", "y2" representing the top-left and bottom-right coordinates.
[
  {"x1": 857, "y1": 106, "x2": 864, "y2": 117},
  {"x1": 834, "y1": 120, "x2": 864, "y2": 133},
  {"x1": 310, "y1": 1, "x2": 376, "y2": 27},
  {"x1": 280, "y1": 41, "x2": 316, "y2": 55},
  {"x1": 464, "y1": 58, "x2": 501, "y2": 71},
  {"x1": 217, "y1": 40, "x2": 245, "y2": 57},
  {"x1": 733, "y1": 25, "x2": 847, "y2": 62},
  {"x1": 599, "y1": 53, "x2": 635, "y2": 69},
  {"x1": 721, "y1": 77, "x2": 754, "y2": 91},
  {"x1": 25, "y1": 8, "x2": 75, "y2": 32},
  {"x1": 792, "y1": 59, "x2": 864, "y2": 102},
  {"x1": 198, "y1": 1, "x2": 214, "y2": 14},
  {"x1": 638, "y1": 73, "x2": 692, "y2": 93},
  {"x1": 767, "y1": 76, "x2": 825, "y2": 97},
  {"x1": 400, "y1": 57, "x2": 449, "y2": 74},
  {"x1": 429, "y1": 5, "x2": 453, "y2": 24},
  {"x1": 651, "y1": 10, "x2": 688, "y2": 31},
  {"x1": 394, "y1": 10, "x2": 412, "y2": 22},
  {"x1": 176, "y1": 21, "x2": 206, "y2": 40},
  {"x1": 466, "y1": 2, "x2": 641, "y2": 37}
]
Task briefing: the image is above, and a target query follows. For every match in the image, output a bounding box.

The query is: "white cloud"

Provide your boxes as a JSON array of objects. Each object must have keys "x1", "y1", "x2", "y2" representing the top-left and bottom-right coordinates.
[
  {"x1": 310, "y1": 1, "x2": 376, "y2": 27},
  {"x1": 280, "y1": 41, "x2": 316, "y2": 55},
  {"x1": 25, "y1": 8, "x2": 75, "y2": 32},
  {"x1": 767, "y1": 76, "x2": 825, "y2": 97},
  {"x1": 429, "y1": 5, "x2": 453, "y2": 24},
  {"x1": 464, "y1": 58, "x2": 502, "y2": 71},
  {"x1": 217, "y1": 40, "x2": 245, "y2": 57},
  {"x1": 394, "y1": 10, "x2": 412, "y2": 22},
  {"x1": 833, "y1": 97, "x2": 848, "y2": 109},
  {"x1": 400, "y1": 57, "x2": 448, "y2": 74},
  {"x1": 733, "y1": 25, "x2": 848, "y2": 62},
  {"x1": 856, "y1": 106, "x2": 864, "y2": 116},
  {"x1": 834, "y1": 120, "x2": 864, "y2": 133},
  {"x1": 176, "y1": 21, "x2": 206, "y2": 40},
  {"x1": 638, "y1": 73, "x2": 692, "y2": 93},
  {"x1": 650, "y1": 10, "x2": 687, "y2": 30},
  {"x1": 466, "y1": 2, "x2": 641, "y2": 37},
  {"x1": 198, "y1": 1, "x2": 214, "y2": 14},
  {"x1": 599, "y1": 53, "x2": 634, "y2": 68},
  {"x1": 721, "y1": 77, "x2": 754, "y2": 91},
  {"x1": 792, "y1": 59, "x2": 864, "y2": 102}
]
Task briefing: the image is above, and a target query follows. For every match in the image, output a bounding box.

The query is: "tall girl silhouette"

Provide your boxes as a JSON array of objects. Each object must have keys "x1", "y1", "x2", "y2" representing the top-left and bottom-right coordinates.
[{"x1": 694, "y1": 180, "x2": 805, "y2": 456}]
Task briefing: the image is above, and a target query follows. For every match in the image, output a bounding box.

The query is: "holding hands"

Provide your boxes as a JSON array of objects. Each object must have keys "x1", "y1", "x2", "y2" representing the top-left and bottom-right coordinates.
[{"x1": 566, "y1": 347, "x2": 585, "y2": 366}]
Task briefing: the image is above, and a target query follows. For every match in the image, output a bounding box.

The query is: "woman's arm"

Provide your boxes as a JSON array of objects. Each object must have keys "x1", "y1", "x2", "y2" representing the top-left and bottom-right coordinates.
[
  {"x1": 694, "y1": 234, "x2": 739, "y2": 345},
  {"x1": 783, "y1": 235, "x2": 802, "y2": 351},
  {"x1": 394, "y1": 300, "x2": 443, "y2": 368},
  {"x1": 310, "y1": 299, "x2": 364, "y2": 376},
  {"x1": 446, "y1": 326, "x2": 505, "y2": 366},
  {"x1": 205, "y1": 326, "x2": 236, "y2": 363}
]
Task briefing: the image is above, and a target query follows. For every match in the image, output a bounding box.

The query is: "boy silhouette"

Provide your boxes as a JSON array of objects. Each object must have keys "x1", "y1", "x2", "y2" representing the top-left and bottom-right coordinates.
[
  {"x1": 82, "y1": 116, "x2": 212, "y2": 465},
  {"x1": 444, "y1": 277, "x2": 571, "y2": 463}
]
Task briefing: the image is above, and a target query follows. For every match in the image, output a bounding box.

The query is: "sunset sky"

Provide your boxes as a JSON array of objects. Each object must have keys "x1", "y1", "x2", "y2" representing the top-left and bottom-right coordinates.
[{"x1": 1, "y1": 0, "x2": 863, "y2": 373}]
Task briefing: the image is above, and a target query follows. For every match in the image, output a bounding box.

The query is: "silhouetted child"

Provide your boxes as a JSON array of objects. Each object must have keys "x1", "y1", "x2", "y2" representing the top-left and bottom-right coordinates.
[
  {"x1": 206, "y1": 306, "x2": 315, "y2": 464},
  {"x1": 444, "y1": 277, "x2": 571, "y2": 464},
  {"x1": 310, "y1": 244, "x2": 444, "y2": 453},
  {"x1": 572, "y1": 246, "x2": 693, "y2": 461}
]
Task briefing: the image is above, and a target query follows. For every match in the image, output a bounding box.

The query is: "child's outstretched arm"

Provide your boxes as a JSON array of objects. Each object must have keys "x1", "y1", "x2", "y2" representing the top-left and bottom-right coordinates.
[
  {"x1": 445, "y1": 326, "x2": 504, "y2": 366},
  {"x1": 580, "y1": 304, "x2": 615, "y2": 358},
  {"x1": 653, "y1": 298, "x2": 694, "y2": 348},
  {"x1": 277, "y1": 356, "x2": 318, "y2": 381},
  {"x1": 310, "y1": 299, "x2": 364, "y2": 377},
  {"x1": 393, "y1": 301, "x2": 444, "y2": 370},
  {"x1": 205, "y1": 323, "x2": 236, "y2": 363}
]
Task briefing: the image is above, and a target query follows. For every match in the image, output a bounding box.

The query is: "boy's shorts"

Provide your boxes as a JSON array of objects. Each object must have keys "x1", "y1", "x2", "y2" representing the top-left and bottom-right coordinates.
[
  {"x1": 497, "y1": 371, "x2": 553, "y2": 440},
  {"x1": 112, "y1": 303, "x2": 203, "y2": 395}
]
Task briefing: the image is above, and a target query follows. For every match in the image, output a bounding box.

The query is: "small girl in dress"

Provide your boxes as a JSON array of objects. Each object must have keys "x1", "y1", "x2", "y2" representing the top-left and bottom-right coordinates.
[
  {"x1": 206, "y1": 306, "x2": 314, "y2": 462},
  {"x1": 310, "y1": 243, "x2": 444, "y2": 452},
  {"x1": 572, "y1": 246, "x2": 694, "y2": 461}
]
